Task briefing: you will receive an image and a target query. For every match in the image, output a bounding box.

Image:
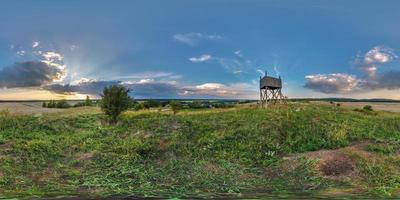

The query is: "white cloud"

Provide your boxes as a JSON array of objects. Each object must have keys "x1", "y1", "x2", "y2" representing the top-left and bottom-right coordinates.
[
  {"x1": 32, "y1": 41, "x2": 40, "y2": 48},
  {"x1": 189, "y1": 54, "x2": 212, "y2": 62},
  {"x1": 73, "y1": 77, "x2": 96, "y2": 85},
  {"x1": 39, "y1": 51, "x2": 67, "y2": 82},
  {"x1": 256, "y1": 69, "x2": 265, "y2": 76},
  {"x1": 41, "y1": 51, "x2": 64, "y2": 61},
  {"x1": 138, "y1": 79, "x2": 154, "y2": 84},
  {"x1": 364, "y1": 46, "x2": 395, "y2": 64},
  {"x1": 355, "y1": 46, "x2": 398, "y2": 77},
  {"x1": 195, "y1": 83, "x2": 225, "y2": 90},
  {"x1": 173, "y1": 32, "x2": 224, "y2": 45},
  {"x1": 234, "y1": 50, "x2": 243, "y2": 57},
  {"x1": 16, "y1": 50, "x2": 25, "y2": 56}
]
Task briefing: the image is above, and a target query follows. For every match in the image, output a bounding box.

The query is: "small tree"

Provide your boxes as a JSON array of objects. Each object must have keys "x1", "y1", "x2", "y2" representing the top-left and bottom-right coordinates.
[
  {"x1": 85, "y1": 95, "x2": 93, "y2": 106},
  {"x1": 42, "y1": 102, "x2": 47, "y2": 108},
  {"x1": 169, "y1": 101, "x2": 182, "y2": 115},
  {"x1": 100, "y1": 85, "x2": 132, "y2": 124},
  {"x1": 47, "y1": 100, "x2": 55, "y2": 108}
]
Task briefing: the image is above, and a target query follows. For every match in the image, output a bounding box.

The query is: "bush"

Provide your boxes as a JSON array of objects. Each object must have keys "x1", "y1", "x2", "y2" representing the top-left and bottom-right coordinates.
[
  {"x1": 56, "y1": 99, "x2": 71, "y2": 108},
  {"x1": 43, "y1": 100, "x2": 71, "y2": 108},
  {"x1": 100, "y1": 85, "x2": 133, "y2": 124},
  {"x1": 47, "y1": 100, "x2": 56, "y2": 108},
  {"x1": 363, "y1": 105, "x2": 373, "y2": 111},
  {"x1": 169, "y1": 101, "x2": 182, "y2": 115},
  {"x1": 85, "y1": 95, "x2": 93, "y2": 106}
]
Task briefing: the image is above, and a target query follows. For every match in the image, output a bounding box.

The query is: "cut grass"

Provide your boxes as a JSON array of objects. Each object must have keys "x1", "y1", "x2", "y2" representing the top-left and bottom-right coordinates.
[{"x1": 1, "y1": 103, "x2": 400, "y2": 198}]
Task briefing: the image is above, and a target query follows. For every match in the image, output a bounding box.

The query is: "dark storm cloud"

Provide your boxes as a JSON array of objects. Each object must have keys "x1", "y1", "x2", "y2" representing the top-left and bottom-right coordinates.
[
  {"x1": 125, "y1": 82, "x2": 181, "y2": 99},
  {"x1": 360, "y1": 70, "x2": 400, "y2": 90},
  {"x1": 46, "y1": 80, "x2": 182, "y2": 99},
  {"x1": 304, "y1": 70, "x2": 400, "y2": 94},
  {"x1": 304, "y1": 73, "x2": 359, "y2": 94},
  {"x1": 0, "y1": 61, "x2": 65, "y2": 88},
  {"x1": 45, "y1": 81, "x2": 120, "y2": 95}
]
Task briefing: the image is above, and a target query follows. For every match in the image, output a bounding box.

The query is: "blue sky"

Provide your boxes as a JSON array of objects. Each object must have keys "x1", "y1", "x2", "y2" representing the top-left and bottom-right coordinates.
[{"x1": 0, "y1": 0, "x2": 400, "y2": 100}]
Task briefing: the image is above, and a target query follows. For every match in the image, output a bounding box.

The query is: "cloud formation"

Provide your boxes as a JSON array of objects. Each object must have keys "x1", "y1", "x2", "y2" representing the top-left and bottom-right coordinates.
[
  {"x1": 45, "y1": 80, "x2": 119, "y2": 95},
  {"x1": 355, "y1": 46, "x2": 397, "y2": 77},
  {"x1": 0, "y1": 61, "x2": 66, "y2": 88},
  {"x1": 189, "y1": 54, "x2": 212, "y2": 62},
  {"x1": 173, "y1": 32, "x2": 224, "y2": 45},
  {"x1": 305, "y1": 46, "x2": 400, "y2": 94},
  {"x1": 32, "y1": 41, "x2": 40, "y2": 48},
  {"x1": 304, "y1": 73, "x2": 359, "y2": 94}
]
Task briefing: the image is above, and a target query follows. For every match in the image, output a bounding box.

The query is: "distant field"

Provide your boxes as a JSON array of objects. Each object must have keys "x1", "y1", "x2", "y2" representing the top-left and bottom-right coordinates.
[
  {"x1": 0, "y1": 102, "x2": 63, "y2": 115},
  {"x1": 314, "y1": 101, "x2": 400, "y2": 112}
]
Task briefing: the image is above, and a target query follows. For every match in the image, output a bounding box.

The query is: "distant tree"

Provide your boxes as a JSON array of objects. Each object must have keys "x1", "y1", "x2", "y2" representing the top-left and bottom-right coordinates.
[
  {"x1": 142, "y1": 101, "x2": 151, "y2": 109},
  {"x1": 144, "y1": 100, "x2": 158, "y2": 108},
  {"x1": 188, "y1": 100, "x2": 203, "y2": 109},
  {"x1": 133, "y1": 102, "x2": 144, "y2": 111},
  {"x1": 56, "y1": 99, "x2": 71, "y2": 108},
  {"x1": 47, "y1": 100, "x2": 56, "y2": 108},
  {"x1": 169, "y1": 101, "x2": 182, "y2": 115},
  {"x1": 100, "y1": 85, "x2": 133, "y2": 124},
  {"x1": 363, "y1": 105, "x2": 373, "y2": 111},
  {"x1": 42, "y1": 102, "x2": 47, "y2": 108},
  {"x1": 85, "y1": 95, "x2": 93, "y2": 106}
]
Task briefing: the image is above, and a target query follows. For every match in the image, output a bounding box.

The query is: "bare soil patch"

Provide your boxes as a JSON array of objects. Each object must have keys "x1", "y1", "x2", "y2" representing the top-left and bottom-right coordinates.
[
  {"x1": 320, "y1": 156, "x2": 354, "y2": 176},
  {"x1": 288, "y1": 143, "x2": 372, "y2": 181}
]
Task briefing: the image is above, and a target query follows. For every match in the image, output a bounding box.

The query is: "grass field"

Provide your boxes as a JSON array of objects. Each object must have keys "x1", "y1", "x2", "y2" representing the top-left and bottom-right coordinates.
[
  {"x1": 1, "y1": 102, "x2": 400, "y2": 199},
  {"x1": 314, "y1": 101, "x2": 400, "y2": 113}
]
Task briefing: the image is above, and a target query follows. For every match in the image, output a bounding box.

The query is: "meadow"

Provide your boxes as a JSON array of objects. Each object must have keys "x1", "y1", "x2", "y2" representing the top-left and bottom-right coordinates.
[{"x1": 1, "y1": 102, "x2": 400, "y2": 199}]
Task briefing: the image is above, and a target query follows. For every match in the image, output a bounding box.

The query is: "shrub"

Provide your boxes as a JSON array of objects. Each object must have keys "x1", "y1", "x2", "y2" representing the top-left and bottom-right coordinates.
[
  {"x1": 363, "y1": 105, "x2": 373, "y2": 111},
  {"x1": 100, "y1": 85, "x2": 133, "y2": 124},
  {"x1": 169, "y1": 101, "x2": 182, "y2": 115},
  {"x1": 56, "y1": 99, "x2": 71, "y2": 108},
  {"x1": 85, "y1": 95, "x2": 93, "y2": 106},
  {"x1": 43, "y1": 100, "x2": 71, "y2": 108},
  {"x1": 47, "y1": 100, "x2": 56, "y2": 108}
]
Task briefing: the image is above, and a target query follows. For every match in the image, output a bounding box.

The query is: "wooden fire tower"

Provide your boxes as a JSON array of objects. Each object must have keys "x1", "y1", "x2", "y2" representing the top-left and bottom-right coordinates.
[{"x1": 259, "y1": 71, "x2": 286, "y2": 107}]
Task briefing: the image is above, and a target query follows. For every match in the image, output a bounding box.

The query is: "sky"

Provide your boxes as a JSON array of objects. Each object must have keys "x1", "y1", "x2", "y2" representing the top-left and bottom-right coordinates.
[{"x1": 1, "y1": 0, "x2": 400, "y2": 100}]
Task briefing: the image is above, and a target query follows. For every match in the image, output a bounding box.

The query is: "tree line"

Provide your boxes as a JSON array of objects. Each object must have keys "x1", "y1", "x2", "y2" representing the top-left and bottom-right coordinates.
[{"x1": 42, "y1": 85, "x2": 238, "y2": 124}]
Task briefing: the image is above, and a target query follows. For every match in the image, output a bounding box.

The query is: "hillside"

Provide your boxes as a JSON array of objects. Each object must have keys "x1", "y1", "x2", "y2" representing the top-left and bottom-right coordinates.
[{"x1": 1, "y1": 103, "x2": 400, "y2": 198}]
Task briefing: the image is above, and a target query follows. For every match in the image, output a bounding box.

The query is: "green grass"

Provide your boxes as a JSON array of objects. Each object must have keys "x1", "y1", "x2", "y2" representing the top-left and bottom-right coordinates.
[{"x1": 1, "y1": 103, "x2": 400, "y2": 198}]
